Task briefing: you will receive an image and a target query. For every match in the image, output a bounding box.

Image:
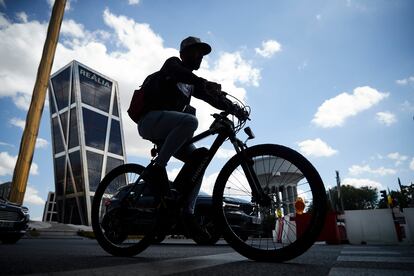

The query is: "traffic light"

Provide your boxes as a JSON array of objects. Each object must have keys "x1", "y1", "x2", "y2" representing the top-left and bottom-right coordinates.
[{"x1": 380, "y1": 190, "x2": 387, "y2": 201}]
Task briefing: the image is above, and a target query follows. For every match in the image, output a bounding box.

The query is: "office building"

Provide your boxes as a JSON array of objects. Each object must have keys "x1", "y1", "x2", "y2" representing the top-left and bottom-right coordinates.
[{"x1": 48, "y1": 60, "x2": 126, "y2": 225}]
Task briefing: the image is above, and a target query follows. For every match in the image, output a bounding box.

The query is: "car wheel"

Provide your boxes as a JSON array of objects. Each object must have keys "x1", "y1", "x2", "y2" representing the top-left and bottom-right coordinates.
[
  {"x1": 193, "y1": 213, "x2": 221, "y2": 245},
  {"x1": 152, "y1": 233, "x2": 166, "y2": 244}
]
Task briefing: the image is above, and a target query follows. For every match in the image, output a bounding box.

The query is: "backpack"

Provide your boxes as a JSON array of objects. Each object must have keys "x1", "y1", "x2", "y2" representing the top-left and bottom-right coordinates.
[
  {"x1": 127, "y1": 87, "x2": 146, "y2": 123},
  {"x1": 127, "y1": 71, "x2": 163, "y2": 123}
]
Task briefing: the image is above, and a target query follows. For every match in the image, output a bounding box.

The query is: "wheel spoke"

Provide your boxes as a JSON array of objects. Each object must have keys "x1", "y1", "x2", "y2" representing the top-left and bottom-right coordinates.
[{"x1": 217, "y1": 144, "x2": 327, "y2": 262}]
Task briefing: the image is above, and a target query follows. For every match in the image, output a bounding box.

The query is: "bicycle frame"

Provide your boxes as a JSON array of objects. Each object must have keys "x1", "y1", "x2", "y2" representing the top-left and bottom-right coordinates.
[{"x1": 181, "y1": 113, "x2": 270, "y2": 206}]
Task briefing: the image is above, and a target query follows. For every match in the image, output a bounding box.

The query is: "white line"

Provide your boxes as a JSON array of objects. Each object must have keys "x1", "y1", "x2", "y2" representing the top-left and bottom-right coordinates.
[
  {"x1": 341, "y1": 250, "x2": 400, "y2": 255},
  {"x1": 337, "y1": 255, "x2": 414, "y2": 263},
  {"x1": 329, "y1": 267, "x2": 414, "y2": 276},
  {"x1": 31, "y1": 252, "x2": 247, "y2": 276}
]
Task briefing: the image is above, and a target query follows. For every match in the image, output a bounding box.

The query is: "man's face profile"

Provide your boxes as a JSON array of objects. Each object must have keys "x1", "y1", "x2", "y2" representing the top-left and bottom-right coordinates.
[{"x1": 181, "y1": 47, "x2": 204, "y2": 71}]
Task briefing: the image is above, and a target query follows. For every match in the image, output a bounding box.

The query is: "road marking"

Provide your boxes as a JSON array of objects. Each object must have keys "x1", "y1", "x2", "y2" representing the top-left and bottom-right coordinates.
[
  {"x1": 341, "y1": 250, "x2": 400, "y2": 255},
  {"x1": 329, "y1": 267, "x2": 414, "y2": 276},
  {"x1": 337, "y1": 255, "x2": 414, "y2": 263},
  {"x1": 31, "y1": 252, "x2": 247, "y2": 276}
]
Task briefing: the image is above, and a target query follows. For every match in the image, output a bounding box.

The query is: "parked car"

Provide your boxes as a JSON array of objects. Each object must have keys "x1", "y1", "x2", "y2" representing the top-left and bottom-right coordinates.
[
  {"x1": 106, "y1": 184, "x2": 258, "y2": 245},
  {"x1": 0, "y1": 198, "x2": 30, "y2": 244},
  {"x1": 153, "y1": 191, "x2": 258, "y2": 245}
]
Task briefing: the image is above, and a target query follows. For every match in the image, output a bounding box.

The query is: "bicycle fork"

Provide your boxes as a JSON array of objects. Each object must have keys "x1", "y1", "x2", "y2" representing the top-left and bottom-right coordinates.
[{"x1": 231, "y1": 138, "x2": 271, "y2": 207}]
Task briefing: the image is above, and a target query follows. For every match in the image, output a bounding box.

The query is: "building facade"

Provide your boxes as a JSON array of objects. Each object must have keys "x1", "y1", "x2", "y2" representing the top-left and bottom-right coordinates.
[
  {"x1": 48, "y1": 60, "x2": 126, "y2": 225},
  {"x1": 0, "y1": 182, "x2": 11, "y2": 200},
  {"x1": 42, "y1": 191, "x2": 58, "y2": 222}
]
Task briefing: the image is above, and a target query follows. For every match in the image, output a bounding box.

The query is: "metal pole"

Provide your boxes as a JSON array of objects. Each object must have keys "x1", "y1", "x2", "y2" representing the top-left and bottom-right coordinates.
[
  {"x1": 336, "y1": 170, "x2": 344, "y2": 213},
  {"x1": 9, "y1": 0, "x2": 66, "y2": 204}
]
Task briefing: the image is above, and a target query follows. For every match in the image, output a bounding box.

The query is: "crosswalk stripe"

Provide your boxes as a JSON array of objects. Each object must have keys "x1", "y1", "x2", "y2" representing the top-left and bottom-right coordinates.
[
  {"x1": 341, "y1": 250, "x2": 400, "y2": 255},
  {"x1": 329, "y1": 267, "x2": 414, "y2": 276},
  {"x1": 31, "y1": 252, "x2": 247, "y2": 276},
  {"x1": 337, "y1": 255, "x2": 414, "y2": 263}
]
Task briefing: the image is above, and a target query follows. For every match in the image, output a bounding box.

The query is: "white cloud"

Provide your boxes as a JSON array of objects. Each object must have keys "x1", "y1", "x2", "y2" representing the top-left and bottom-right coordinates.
[
  {"x1": 200, "y1": 172, "x2": 220, "y2": 195},
  {"x1": 0, "y1": 141, "x2": 13, "y2": 147},
  {"x1": 312, "y1": 86, "x2": 389, "y2": 128},
  {"x1": 255, "y1": 40, "x2": 281, "y2": 58},
  {"x1": 23, "y1": 186, "x2": 45, "y2": 205},
  {"x1": 9, "y1": 117, "x2": 25, "y2": 130},
  {"x1": 0, "y1": 151, "x2": 38, "y2": 176},
  {"x1": 47, "y1": 0, "x2": 72, "y2": 11},
  {"x1": 376, "y1": 111, "x2": 396, "y2": 126},
  {"x1": 396, "y1": 75, "x2": 414, "y2": 86},
  {"x1": 388, "y1": 152, "x2": 408, "y2": 166},
  {"x1": 342, "y1": 178, "x2": 383, "y2": 190},
  {"x1": 36, "y1": 138, "x2": 49, "y2": 149},
  {"x1": 16, "y1": 12, "x2": 28, "y2": 23},
  {"x1": 0, "y1": 9, "x2": 261, "y2": 159},
  {"x1": 61, "y1": 19, "x2": 85, "y2": 38},
  {"x1": 0, "y1": 14, "x2": 46, "y2": 105},
  {"x1": 348, "y1": 164, "x2": 396, "y2": 176},
  {"x1": 410, "y1": 158, "x2": 414, "y2": 171},
  {"x1": 215, "y1": 148, "x2": 236, "y2": 159},
  {"x1": 297, "y1": 138, "x2": 337, "y2": 158},
  {"x1": 128, "y1": 0, "x2": 140, "y2": 5}
]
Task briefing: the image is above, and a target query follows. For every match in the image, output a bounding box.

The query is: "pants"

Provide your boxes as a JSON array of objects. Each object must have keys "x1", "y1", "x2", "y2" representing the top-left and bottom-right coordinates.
[{"x1": 138, "y1": 110, "x2": 201, "y2": 214}]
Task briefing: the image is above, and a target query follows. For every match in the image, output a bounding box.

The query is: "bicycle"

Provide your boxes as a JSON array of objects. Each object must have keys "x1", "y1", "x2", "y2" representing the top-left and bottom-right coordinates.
[{"x1": 91, "y1": 92, "x2": 327, "y2": 262}]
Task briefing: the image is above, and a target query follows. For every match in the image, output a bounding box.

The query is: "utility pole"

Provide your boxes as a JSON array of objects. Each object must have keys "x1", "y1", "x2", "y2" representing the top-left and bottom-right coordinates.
[
  {"x1": 9, "y1": 0, "x2": 66, "y2": 204},
  {"x1": 336, "y1": 170, "x2": 344, "y2": 213}
]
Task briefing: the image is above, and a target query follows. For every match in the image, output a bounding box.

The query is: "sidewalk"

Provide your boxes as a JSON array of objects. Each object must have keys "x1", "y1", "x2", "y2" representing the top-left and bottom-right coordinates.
[{"x1": 24, "y1": 221, "x2": 91, "y2": 239}]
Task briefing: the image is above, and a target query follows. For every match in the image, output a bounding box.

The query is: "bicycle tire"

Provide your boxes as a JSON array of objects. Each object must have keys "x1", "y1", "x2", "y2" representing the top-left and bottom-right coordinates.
[
  {"x1": 91, "y1": 163, "x2": 161, "y2": 257},
  {"x1": 213, "y1": 144, "x2": 327, "y2": 262}
]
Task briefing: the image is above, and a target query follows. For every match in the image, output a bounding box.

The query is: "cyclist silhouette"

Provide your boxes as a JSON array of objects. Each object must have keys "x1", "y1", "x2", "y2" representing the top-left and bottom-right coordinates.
[{"x1": 136, "y1": 36, "x2": 242, "y2": 238}]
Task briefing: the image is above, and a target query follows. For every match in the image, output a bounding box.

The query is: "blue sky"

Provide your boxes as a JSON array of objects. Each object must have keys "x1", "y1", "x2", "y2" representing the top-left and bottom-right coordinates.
[{"x1": 0, "y1": 0, "x2": 413, "y2": 221}]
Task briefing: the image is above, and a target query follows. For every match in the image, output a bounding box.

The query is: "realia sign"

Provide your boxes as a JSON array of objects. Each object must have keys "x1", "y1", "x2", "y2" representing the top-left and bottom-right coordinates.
[{"x1": 79, "y1": 67, "x2": 111, "y2": 88}]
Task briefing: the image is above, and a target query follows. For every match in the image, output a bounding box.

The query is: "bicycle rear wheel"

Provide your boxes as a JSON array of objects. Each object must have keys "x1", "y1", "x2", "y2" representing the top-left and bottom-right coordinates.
[
  {"x1": 91, "y1": 163, "x2": 161, "y2": 257},
  {"x1": 213, "y1": 144, "x2": 327, "y2": 262}
]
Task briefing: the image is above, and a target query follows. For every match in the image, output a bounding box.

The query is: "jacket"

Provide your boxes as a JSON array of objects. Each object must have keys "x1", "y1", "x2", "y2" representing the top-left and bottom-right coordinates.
[{"x1": 143, "y1": 57, "x2": 233, "y2": 115}]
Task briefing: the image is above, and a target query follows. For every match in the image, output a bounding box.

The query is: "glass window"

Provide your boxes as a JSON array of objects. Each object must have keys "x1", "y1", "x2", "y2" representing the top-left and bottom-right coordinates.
[
  {"x1": 108, "y1": 119, "x2": 123, "y2": 156},
  {"x1": 51, "y1": 67, "x2": 71, "y2": 110},
  {"x1": 105, "y1": 157, "x2": 125, "y2": 193},
  {"x1": 106, "y1": 156, "x2": 123, "y2": 175},
  {"x1": 60, "y1": 111, "x2": 68, "y2": 143},
  {"x1": 71, "y1": 73, "x2": 76, "y2": 104},
  {"x1": 54, "y1": 156, "x2": 66, "y2": 196},
  {"x1": 63, "y1": 197, "x2": 81, "y2": 225},
  {"x1": 52, "y1": 116, "x2": 64, "y2": 154},
  {"x1": 68, "y1": 108, "x2": 79, "y2": 149},
  {"x1": 69, "y1": 151, "x2": 84, "y2": 193},
  {"x1": 48, "y1": 89, "x2": 56, "y2": 115},
  {"x1": 82, "y1": 108, "x2": 108, "y2": 150},
  {"x1": 86, "y1": 151, "x2": 103, "y2": 192},
  {"x1": 112, "y1": 94, "x2": 119, "y2": 117},
  {"x1": 65, "y1": 164, "x2": 74, "y2": 195},
  {"x1": 56, "y1": 199, "x2": 63, "y2": 223},
  {"x1": 79, "y1": 66, "x2": 112, "y2": 112}
]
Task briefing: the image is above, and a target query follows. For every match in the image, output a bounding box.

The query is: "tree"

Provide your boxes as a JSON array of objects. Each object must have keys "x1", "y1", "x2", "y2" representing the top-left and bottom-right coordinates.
[{"x1": 327, "y1": 185, "x2": 378, "y2": 211}]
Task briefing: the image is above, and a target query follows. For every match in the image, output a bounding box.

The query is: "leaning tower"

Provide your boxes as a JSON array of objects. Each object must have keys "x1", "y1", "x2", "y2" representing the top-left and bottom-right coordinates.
[{"x1": 48, "y1": 60, "x2": 126, "y2": 225}]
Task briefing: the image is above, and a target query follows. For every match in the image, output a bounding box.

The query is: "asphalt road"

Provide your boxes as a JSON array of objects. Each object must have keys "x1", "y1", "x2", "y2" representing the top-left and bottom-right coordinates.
[{"x1": 1, "y1": 238, "x2": 414, "y2": 275}]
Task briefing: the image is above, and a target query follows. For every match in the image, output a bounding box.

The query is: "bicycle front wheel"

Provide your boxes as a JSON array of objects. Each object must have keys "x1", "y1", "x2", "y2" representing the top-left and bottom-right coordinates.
[
  {"x1": 91, "y1": 163, "x2": 161, "y2": 257},
  {"x1": 213, "y1": 144, "x2": 327, "y2": 262}
]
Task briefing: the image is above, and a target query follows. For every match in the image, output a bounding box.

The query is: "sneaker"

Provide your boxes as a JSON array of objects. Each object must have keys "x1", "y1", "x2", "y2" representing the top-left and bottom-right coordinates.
[
  {"x1": 142, "y1": 163, "x2": 171, "y2": 197},
  {"x1": 182, "y1": 213, "x2": 211, "y2": 241}
]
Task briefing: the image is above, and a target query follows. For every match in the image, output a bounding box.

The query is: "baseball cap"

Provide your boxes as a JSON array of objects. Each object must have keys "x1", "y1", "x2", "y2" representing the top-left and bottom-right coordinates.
[{"x1": 180, "y1": 36, "x2": 211, "y2": 55}]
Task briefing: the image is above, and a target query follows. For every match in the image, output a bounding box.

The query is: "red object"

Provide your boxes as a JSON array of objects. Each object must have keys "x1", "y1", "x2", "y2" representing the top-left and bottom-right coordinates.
[{"x1": 296, "y1": 212, "x2": 341, "y2": 244}]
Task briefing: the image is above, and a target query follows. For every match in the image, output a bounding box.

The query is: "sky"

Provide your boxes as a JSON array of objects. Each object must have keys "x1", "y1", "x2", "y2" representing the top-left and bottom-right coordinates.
[{"x1": 0, "y1": 0, "x2": 413, "y2": 221}]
